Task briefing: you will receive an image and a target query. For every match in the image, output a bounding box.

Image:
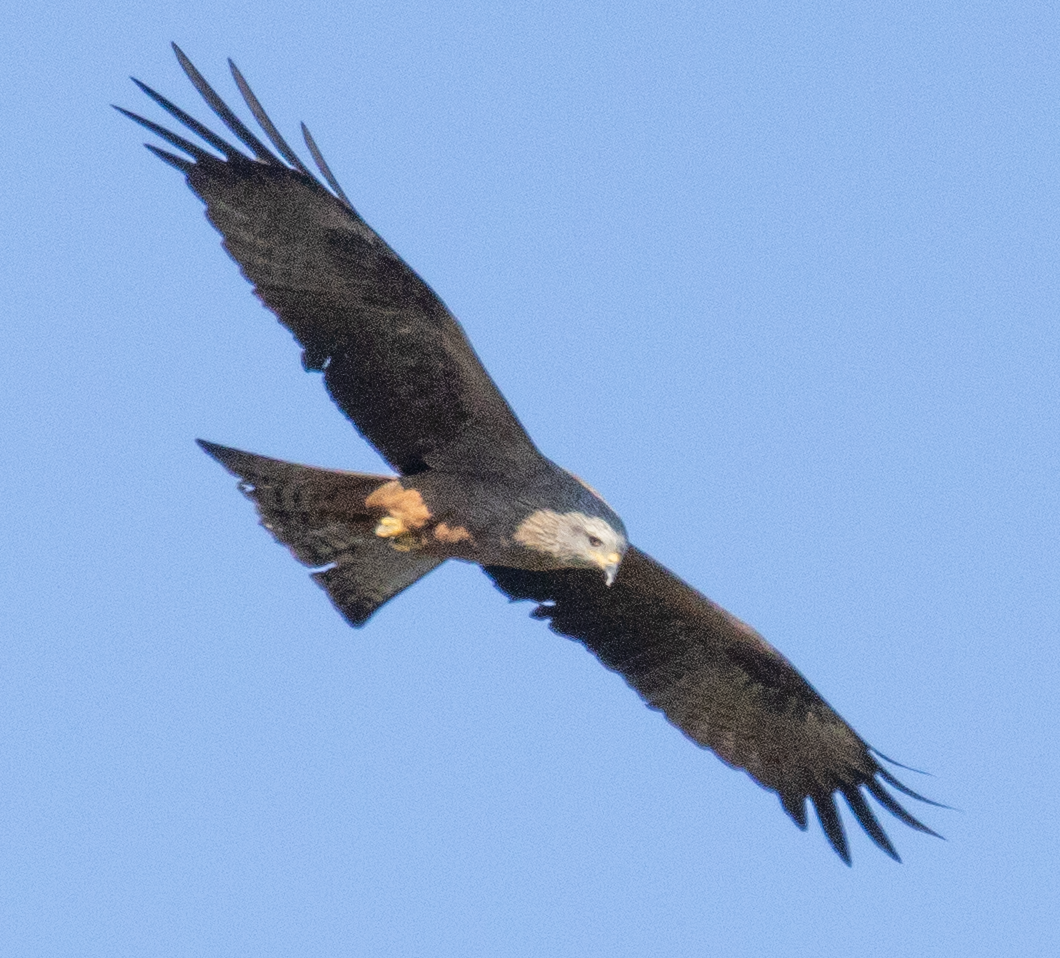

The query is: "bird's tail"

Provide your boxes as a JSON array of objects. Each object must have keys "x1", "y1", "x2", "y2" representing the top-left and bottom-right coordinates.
[{"x1": 197, "y1": 440, "x2": 443, "y2": 626}]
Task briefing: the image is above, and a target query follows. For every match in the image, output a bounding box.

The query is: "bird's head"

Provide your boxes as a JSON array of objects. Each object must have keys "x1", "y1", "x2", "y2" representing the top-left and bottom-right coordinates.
[{"x1": 513, "y1": 509, "x2": 627, "y2": 584}]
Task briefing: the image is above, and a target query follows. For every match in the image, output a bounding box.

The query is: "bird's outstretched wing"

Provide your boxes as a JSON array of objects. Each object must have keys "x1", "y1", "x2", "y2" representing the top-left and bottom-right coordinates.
[
  {"x1": 118, "y1": 45, "x2": 539, "y2": 476},
  {"x1": 487, "y1": 547, "x2": 942, "y2": 864}
]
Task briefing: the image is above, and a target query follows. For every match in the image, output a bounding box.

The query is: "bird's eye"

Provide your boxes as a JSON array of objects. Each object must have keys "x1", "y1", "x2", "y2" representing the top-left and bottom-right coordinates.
[{"x1": 587, "y1": 534, "x2": 603, "y2": 548}]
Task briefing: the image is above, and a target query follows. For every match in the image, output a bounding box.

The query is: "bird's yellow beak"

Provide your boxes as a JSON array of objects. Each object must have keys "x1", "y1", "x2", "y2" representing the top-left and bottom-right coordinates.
[{"x1": 599, "y1": 552, "x2": 622, "y2": 587}]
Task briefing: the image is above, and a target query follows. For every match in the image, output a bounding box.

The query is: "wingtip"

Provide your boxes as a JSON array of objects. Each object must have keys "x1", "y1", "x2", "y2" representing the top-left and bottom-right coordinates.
[
  {"x1": 812, "y1": 794, "x2": 852, "y2": 865},
  {"x1": 129, "y1": 76, "x2": 153, "y2": 97},
  {"x1": 843, "y1": 786, "x2": 902, "y2": 862},
  {"x1": 143, "y1": 143, "x2": 194, "y2": 172},
  {"x1": 170, "y1": 43, "x2": 195, "y2": 81},
  {"x1": 865, "y1": 776, "x2": 946, "y2": 843},
  {"x1": 780, "y1": 792, "x2": 809, "y2": 830},
  {"x1": 876, "y1": 766, "x2": 952, "y2": 810},
  {"x1": 301, "y1": 121, "x2": 355, "y2": 208},
  {"x1": 871, "y1": 748, "x2": 933, "y2": 777}
]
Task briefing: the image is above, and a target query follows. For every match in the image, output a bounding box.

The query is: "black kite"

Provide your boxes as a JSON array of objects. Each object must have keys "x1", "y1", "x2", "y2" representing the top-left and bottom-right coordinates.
[{"x1": 118, "y1": 46, "x2": 941, "y2": 864}]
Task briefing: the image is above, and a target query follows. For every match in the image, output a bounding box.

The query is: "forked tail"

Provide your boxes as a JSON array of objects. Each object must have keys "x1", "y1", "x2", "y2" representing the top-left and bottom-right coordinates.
[{"x1": 198, "y1": 440, "x2": 443, "y2": 625}]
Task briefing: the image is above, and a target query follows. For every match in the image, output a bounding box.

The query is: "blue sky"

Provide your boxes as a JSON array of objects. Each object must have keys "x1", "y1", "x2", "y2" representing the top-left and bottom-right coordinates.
[{"x1": 3, "y1": 2, "x2": 1058, "y2": 955}]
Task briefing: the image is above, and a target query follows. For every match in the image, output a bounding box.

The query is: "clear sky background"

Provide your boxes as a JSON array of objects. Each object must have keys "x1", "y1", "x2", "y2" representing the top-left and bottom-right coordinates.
[{"x1": 3, "y1": 2, "x2": 1058, "y2": 955}]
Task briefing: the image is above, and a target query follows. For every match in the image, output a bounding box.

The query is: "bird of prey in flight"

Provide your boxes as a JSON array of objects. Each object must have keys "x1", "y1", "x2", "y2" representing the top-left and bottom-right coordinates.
[{"x1": 118, "y1": 45, "x2": 941, "y2": 864}]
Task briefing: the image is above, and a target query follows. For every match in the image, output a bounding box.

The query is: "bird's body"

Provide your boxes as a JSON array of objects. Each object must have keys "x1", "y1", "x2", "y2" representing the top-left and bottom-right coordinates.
[
  {"x1": 120, "y1": 46, "x2": 941, "y2": 863},
  {"x1": 201, "y1": 440, "x2": 626, "y2": 625}
]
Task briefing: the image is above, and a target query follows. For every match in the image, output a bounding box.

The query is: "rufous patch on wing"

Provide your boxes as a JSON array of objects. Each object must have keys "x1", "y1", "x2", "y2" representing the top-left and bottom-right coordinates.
[
  {"x1": 364, "y1": 480, "x2": 431, "y2": 530},
  {"x1": 434, "y1": 522, "x2": 471, "y2": 544}
]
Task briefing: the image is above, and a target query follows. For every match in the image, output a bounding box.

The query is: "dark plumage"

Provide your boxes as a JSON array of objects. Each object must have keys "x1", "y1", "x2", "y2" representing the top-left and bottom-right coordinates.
[
  {"x1": 120, "y1": 46, "x2": 941, "y2": 863},
  {"x1": 118, "y1": 45, "x2": 627, "y2": 609},
  {"x1": 488, "y1": 553, "x2": 942, "y2": 863},
  {"x1": 195, "y1": 439, "x2": 626, "y2": 624}
]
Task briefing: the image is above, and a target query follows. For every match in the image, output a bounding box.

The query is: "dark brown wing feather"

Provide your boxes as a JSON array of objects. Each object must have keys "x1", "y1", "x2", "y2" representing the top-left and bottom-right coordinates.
[
  {"x1": 119, "y1": 46, "x2": 539, "y2": 476},
  {"x1": 487, "y1": 546, "x2": 942, "y2": 864}
]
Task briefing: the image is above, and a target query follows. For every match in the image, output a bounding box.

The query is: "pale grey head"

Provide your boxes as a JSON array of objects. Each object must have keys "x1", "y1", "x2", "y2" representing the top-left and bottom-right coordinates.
[{"x1": 513, "y1": 509, "x2": 627, "y2": 584}]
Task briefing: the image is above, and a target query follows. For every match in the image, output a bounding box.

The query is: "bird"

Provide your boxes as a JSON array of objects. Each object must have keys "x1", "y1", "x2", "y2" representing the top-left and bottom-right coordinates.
[{"x1": 118, "y1": 45, "x2": 942, "y2": 864}]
